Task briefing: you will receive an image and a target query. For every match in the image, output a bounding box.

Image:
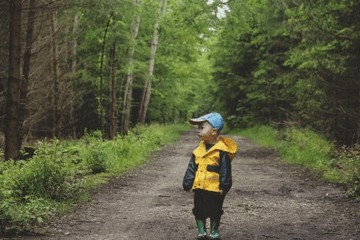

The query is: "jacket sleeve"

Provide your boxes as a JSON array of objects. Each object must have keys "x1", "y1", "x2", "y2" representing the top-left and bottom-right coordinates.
[
  {"x1": 182, "y1": 154, "x2": 197, "y2": 191},
  {"x1": 219, "y1": 151, "x2": 232, "y2": 193}
]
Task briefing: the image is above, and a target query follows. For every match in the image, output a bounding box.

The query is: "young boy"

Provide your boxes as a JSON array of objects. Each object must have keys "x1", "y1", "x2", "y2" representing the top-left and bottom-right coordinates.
[{"x1": 183, "y1": 112, "x2": 238, "y2": 239}]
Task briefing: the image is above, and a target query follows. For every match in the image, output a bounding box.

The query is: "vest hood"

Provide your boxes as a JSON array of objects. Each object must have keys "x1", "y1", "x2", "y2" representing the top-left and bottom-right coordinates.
[
  {"x1": 194, "y1": 136, "x2": 238, "y2": 161},
  {"x1": 218, "y1": 136, "x2": 238, "y2": 160}
]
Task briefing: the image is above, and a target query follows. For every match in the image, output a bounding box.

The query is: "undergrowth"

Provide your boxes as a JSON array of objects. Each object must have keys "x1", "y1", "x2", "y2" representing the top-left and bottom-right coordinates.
[
  {"x1": 232, "y1": 125, "x2": 360, "y2": 199},
  {"x1": 231, "y1": 125, "x2": 279, "y2": 148},
  {"x1": 0, "y1": 124, "x2": 187, "y2": 235}
]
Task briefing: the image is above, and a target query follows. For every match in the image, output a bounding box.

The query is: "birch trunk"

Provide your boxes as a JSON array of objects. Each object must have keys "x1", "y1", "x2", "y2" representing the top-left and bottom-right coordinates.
[
  {"x1": 121, "y1": 0, "x2": 142, "y2": 135},
  {"x1": 138, "y1": 0, "x2": 167, "y2": 123},
  {"x1": 5, "y1": 0, "x2": 22, "y2": 160}
]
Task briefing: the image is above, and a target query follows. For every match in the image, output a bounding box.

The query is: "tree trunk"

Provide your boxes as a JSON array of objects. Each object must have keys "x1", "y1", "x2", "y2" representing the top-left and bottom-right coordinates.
[
  {"x1": 138, "y1": 0, "x2": 167, "y2": 123},
  {"x1": 0, "y1": 1, "x2": 10, "y2": 134},
  {"x1": 19, "y1": 0, "x2": 36, "y2": 146},
  {"x1": 109, "y1": 42, "x2": 118, "y2": 139},
  {"x1": 5, "y1": 0, "x2": 22, "y2": 160},
  {"x1": 71, "y1": 14, "x2": 78, "y2": 73},
  {"x1": 121, "y1": 0, "x2": 142, "y2": 135},
  {"x1": 70, "y1": 14, "x2": 79, "y2": 138},
  {"x1": 50, "y1": 10, "x2": 61, "y2": 138},
  {"x1": 99, "y1": 13, "x2": 113, "y2": 136}
]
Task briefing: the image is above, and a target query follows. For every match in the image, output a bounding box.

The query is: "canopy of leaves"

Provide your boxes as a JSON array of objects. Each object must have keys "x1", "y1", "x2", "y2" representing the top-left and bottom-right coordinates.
[
  {"x1": 2, "y1": 0, "x2": 360, "y2": 147},
  {"x1": 210, "y1": 0, "x2": 360, "y2": 145}
]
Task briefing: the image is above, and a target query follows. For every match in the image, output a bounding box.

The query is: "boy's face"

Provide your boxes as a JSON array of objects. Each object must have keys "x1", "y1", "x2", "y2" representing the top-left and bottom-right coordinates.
[{"x1": 198, "y1": 121, "x2": 218, "y2": 143}]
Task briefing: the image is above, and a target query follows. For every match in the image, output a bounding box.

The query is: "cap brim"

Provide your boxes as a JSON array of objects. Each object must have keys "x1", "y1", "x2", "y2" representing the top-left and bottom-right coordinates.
[{"x1": 189, "y1": 118, "x2": 206, "y2": 125}]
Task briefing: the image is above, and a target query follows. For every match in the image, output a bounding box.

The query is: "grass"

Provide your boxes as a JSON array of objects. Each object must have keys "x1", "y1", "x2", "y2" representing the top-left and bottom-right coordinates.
[
  {"x1": 232, "y1": 125, "x2": 360, "y2": 199},
  {"x1": 230, "y1": 125, "x2": 279, "y2": 148},
  {"x1": 0, "y1": 123, "x2": 188, "y2": 235}
]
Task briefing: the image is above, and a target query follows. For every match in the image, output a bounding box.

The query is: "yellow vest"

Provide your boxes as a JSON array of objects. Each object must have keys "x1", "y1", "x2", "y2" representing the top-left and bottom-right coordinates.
[{"x1": 192, "y1": 136, "x2": 238, "y2": 192}]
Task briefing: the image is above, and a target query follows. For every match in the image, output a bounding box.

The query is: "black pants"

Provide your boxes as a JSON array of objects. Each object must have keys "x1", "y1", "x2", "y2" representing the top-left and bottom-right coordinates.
[{"x1": 192, "y1": 189, "x2": 226, "y2": 220}]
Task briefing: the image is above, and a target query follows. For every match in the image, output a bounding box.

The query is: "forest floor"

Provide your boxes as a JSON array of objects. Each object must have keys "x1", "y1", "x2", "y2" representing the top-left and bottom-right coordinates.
[{"x1": 9, "y1": 130, "x2": 360, "y2": 240}]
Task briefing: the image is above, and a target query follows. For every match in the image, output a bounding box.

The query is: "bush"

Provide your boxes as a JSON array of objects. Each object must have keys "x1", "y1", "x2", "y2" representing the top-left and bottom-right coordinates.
[
  {"x1": 85, "y1": 146, "x2": 108, "y2": 174},
  {"x1": 0, "y1": 141, "x2": 84, "y2": 234},
  {"x1": 332, "y1": 145, "x2": 360, "y2": 197},
  {"x1": 278, "y1": 127, "x2": 334, "y2": 169},
  {"x1": 0, "y1": 124, "x2": 188, "y2": 234},
  {"x1": 11, "y1": 140, "x2": 82, "y2": 201},
  {"x1": 0, "y1": 197, "x2": 55, "y2": 233}
]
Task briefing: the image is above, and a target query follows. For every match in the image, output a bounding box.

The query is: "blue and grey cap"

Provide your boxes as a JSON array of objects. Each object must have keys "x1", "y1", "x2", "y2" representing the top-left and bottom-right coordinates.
[{"x1": 189, "y1": 112, "x2": 224, "y2": 132}]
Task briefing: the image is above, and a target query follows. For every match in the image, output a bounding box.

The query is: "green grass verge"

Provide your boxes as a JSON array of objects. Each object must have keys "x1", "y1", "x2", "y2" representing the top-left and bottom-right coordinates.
[
  {"x1": 231, "y1": 125, "x2": 360, "y2": 199},
  {"x1": 230, "y1": 125, "x2": 280, "y2": 148},
  {"x1": 0, "y1": 124, "x2": 188, "y2": 235}
]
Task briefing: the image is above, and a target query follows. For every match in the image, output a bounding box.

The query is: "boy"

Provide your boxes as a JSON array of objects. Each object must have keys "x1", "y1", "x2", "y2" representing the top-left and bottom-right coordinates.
[{"x1": 183, "y1": 112, "x2": 238, "y2": 239}]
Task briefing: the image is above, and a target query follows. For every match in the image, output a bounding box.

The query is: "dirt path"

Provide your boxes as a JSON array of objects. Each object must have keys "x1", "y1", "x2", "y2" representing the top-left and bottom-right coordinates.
[{"x1": 18, "y1": 131, "x2": 360, "y2": 239}]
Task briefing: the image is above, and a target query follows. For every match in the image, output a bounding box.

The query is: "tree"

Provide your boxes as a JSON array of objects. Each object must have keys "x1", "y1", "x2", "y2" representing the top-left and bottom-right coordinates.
[
  {"x1": 121, "y1": 0, "x2": 143, "y2": 135},
  {"x1": 20, "y1": 0, "x2": 36, "y2": 143},
  {"x1": 0, "y1": 1, "x2": 9, "y2": 151},
  {"x1": 138, "y1": 0, "x2": 167, "y2": 123},
  {"x1": 68, "y1": 13, "x2": 79, "y2": 138},
  {"x1": 50, "y1": 9, "x2": 61, "y2": 138},
  {"x1": 210, "y1": 0, "x2": 360, "y2": 145},
  {"x1": 284, "y1": 0, "x2": 360, "y2": 144},
  {"x1": 109, "y1": 42, "x2": 118, "y2": 139},
  {"x1": 99, "y1": 13, "x2": 114, "y2": 136},
  {"x1": 5, "y1": 0, "x2": 22, "y2": 160},
  {"x1": 147, "y1": 0, "x2": 216, "y2": 122}
]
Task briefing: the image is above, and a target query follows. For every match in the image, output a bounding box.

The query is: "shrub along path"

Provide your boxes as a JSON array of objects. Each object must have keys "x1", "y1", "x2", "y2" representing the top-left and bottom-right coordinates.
[{"x1": 19, "y1": 130, "x2": 360, "y2": 239}]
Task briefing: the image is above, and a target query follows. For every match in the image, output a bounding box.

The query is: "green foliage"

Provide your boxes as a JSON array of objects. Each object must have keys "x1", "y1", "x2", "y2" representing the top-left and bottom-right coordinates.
[
  {"x1": 0, "y1": 124, "x2": 186, "y2": 234},
  {"x1": 150, "y1": 52, "x2": 213, "y2": 122},
  {"x1": 150, "y1": 0, "x2": 217, "y2": 122},
  {"x1": 277, "y1": 128, "x2": 360, "y2": 198},
  {"x1": 210, "y1": 0, "x2": 360, "y2": 144},
  {"x1": 1, "y1": 141, "x2": 82, "y2": 202},
  {"x1": 278, "y1": 128, "x2": 333, "y2": 169},
  {"x1": 331, "y1": 146, "x2": 360, "y2": 197},
  {"x1": 82, "y1": 131, "x2": 107, "y2": 173},
  {"x1": 85, "y1": 146, "x2": 107, "y2": 174},
  {"x1": 0, "y1": 197, "x2": 56, "y2": 233},
  {"x1": 70, "y1": 0, "x2": 217, "y2": 128},
  {"x1": 210, "y1": 0, "x2": 295, "y2": 129},
  {"x1": 231, "y1": 125, "x2": 279, "y2": 148},
  {"x1": 234, "y1": 125, "x2": 360, "y2": 198}
]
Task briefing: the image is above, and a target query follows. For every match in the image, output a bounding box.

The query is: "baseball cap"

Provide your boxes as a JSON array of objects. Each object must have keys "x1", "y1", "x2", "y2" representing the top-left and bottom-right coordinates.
[{"x1": 189, "y1": 112, "x2": 224, "y2": 132}]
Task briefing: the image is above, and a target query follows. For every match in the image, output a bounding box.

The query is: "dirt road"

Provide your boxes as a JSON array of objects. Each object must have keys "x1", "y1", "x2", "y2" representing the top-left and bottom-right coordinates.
[{"x1": 20, "y1": 131, "x2": 360, "y2": 239}]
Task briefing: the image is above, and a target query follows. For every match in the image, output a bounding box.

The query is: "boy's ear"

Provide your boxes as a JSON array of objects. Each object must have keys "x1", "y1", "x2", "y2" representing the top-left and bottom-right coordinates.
[{"x1": 211, "y1": 128, "x2": 218, "y2": 135}]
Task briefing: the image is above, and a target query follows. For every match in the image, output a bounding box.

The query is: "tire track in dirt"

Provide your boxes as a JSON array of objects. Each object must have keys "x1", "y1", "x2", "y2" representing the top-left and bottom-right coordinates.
[{"x1": 16, "y1": 130, "x2": 360, "y2": 239}]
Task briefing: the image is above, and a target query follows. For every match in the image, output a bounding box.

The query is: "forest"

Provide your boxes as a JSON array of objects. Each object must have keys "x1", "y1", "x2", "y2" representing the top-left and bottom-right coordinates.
[
  {"x1": 1, "y1": 0, "x2": 360, "y2": 234},
  {"x1": 1, "y1": 0, "x2": 360, "y2": 160}
]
